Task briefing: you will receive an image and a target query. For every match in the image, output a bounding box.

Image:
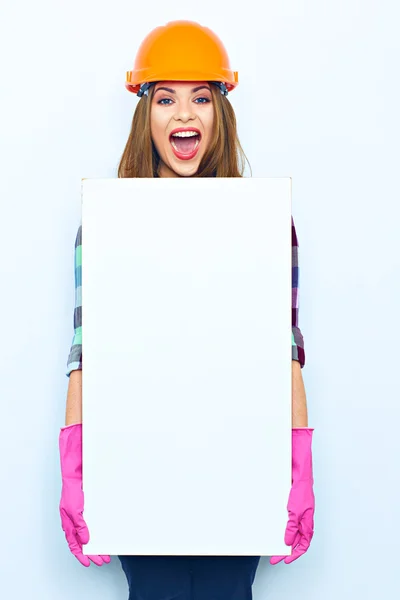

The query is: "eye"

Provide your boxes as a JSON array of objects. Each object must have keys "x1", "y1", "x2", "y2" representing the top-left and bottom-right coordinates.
[{"x1": 157, "y1": 96, "x2": 211, "y2": 106}]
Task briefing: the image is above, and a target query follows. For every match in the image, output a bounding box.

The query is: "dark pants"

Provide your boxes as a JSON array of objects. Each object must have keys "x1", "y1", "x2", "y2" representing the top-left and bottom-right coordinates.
[{"x1": 118, "y1": 555, "x2": 260, "y2": 600}]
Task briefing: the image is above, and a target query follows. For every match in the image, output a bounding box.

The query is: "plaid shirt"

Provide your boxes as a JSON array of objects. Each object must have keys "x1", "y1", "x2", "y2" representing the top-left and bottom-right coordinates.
[{"x1": 66, "y1": 215, "x2": 305, "y2": 376}]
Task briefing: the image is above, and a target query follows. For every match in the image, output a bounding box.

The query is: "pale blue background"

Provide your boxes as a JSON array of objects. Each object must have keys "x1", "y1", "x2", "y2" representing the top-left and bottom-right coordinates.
[{"x1": 0, "y1": 0, "x2": 399, "y2": 598}]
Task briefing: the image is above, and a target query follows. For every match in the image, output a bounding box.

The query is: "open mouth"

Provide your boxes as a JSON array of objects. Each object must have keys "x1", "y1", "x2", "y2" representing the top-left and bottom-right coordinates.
[{"x1": 170, "y1": 131, "x2": 201, "y2": 158}]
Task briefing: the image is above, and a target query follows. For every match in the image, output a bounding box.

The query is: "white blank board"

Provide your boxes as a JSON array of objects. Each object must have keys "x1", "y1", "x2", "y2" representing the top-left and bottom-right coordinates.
[{"x1": 81, "y1": 177, "x2": 292, "y2": 556}]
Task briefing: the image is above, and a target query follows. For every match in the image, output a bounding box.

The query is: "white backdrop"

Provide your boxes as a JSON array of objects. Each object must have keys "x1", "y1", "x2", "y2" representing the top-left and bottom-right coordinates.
[{"x1": 0, "y1": 1, "x2": 399, "y2": 599}]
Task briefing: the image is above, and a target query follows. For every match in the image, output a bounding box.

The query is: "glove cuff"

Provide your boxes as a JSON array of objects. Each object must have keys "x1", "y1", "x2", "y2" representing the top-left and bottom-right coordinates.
[
  {"x1": 59, "y1": 422, "x2": 83, "y2": 480},
  {"x1": 291, "y1": 427, "x2": 314, "y2": 483}
]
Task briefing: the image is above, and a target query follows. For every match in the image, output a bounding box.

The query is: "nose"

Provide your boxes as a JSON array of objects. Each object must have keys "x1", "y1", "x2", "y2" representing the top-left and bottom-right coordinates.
[{"x1": 173, "y1": 98, "x2": 196, "y2": 122}]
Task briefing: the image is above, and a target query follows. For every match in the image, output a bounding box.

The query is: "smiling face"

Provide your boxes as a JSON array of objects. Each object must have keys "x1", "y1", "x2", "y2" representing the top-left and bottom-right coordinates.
[{"x1": 150, "y1": 81, "x2": 215, "y2": 177}]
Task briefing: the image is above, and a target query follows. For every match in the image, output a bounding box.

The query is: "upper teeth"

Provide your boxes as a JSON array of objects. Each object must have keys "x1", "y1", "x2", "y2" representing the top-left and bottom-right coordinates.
[{"x1": 172, "y1": 131, "x2": 199, "y2": 137}]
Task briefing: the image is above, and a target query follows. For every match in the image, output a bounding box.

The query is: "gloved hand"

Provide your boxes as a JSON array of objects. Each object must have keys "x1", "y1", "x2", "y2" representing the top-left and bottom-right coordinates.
[
  {"x1": 270, "y1": 427, "x2": 315, "y2": 565},
  {"x1": 59, "y1": 423, "x2": 111, "y2": 567}
]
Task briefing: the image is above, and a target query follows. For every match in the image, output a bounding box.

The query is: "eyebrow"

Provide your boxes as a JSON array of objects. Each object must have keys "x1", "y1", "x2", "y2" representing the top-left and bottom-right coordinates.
[{"x1": 154, "y1": 85, "x2": 211, "y2": 95}]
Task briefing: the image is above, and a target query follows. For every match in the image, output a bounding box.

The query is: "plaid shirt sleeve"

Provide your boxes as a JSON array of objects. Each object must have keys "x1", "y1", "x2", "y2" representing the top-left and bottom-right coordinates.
[
  {"x1": 292, "y1": 215, "x2": 305, "y2": 368},
  {"x1": 66, "y1": 222, "x2": 82, "y2": 377}
]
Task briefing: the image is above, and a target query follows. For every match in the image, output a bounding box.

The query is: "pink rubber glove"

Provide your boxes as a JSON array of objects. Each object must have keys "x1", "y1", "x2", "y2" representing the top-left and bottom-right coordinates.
[
  {"x1": 270, "y1": 427, "x2": 315, "y2": 565},
  {"x1": 59, "y1": 423, "x2": 111, "y2": 567}
]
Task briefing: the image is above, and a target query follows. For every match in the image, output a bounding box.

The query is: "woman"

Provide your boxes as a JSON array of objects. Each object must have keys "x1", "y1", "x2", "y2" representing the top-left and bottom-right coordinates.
[{"x1": 59, "y1": 20, "x2": 315, "y2": 600}]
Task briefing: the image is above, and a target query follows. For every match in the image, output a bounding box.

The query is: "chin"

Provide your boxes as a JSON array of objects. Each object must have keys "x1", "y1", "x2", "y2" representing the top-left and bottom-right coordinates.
[
  {"x1": 167, "y1": 156, "x2": 202, "y2": 177},
  {"x1": 173, "y1": 164, "x2": 200, "y2": 177}
]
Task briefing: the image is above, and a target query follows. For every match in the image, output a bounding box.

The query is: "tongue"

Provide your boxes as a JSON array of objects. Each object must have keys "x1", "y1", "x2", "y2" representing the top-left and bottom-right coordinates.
[{"x1": 172, "y1": 135, "x2": 198, "y2": 154}]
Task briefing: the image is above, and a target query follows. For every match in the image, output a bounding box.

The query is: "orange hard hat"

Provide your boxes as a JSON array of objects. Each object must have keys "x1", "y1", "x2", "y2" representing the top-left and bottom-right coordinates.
[{"x1": 125, "y1": 20, "x2": 238, "y2": 97}]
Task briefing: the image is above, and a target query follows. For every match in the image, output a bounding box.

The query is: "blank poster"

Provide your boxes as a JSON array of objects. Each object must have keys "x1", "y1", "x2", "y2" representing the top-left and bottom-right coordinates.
[{"x1": 81, "y1": 177, "x2": 292, "y2": 556}]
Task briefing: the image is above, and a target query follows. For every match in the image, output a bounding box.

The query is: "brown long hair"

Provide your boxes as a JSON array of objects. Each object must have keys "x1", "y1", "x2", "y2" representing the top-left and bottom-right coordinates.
[{"x1": 117, "y1": 83, "x2": 251, "y2": 178}]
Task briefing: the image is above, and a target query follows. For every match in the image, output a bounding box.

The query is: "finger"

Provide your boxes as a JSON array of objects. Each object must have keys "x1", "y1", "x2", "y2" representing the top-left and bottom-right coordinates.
[
  {"x1": 100, "y1": 555, "x2": 112, "y2": 563},
  {"x1": 270, "y1": 522, "x2": 301, "y2": 566},
  {"x1": 300, "y1": 515, "x2": 315, "y2": 543},
  {"x1": 284, "y1": 512, "x2": 300, "y2": 547},
  {"x1": 269, "y1": 555, "x2": 285, "y2": 565},
  {"x1": 64, "y1": 525, "x2": 90, "y2": 566},
  {"x1": 285, "y1": 531, "x2": 303, "y2": 564},
  {"x1": 284, "y1": 535, "x2": 311, "y2": 564},
  {"x1": 284, "y1": 549, "x2": 303, "y2": 564},
  {"x1": 270, "y1": 528, "x2": 302, "y2": 566},
  {"x1": 61, "y1": 510, "x2": 90, "y2": 566},
  {"x1": 75, "y1": 552, "x2": 91, "y2": 567},
  {"x1": 87, "y1": 555, "x2": 107, "y2": 566},
  {"x1": 75, "y1": 523, "x2": 89, "y2": 546},
  {"x1": 290, "y1": 529, "x2": 302, "y2": 551},
  {"x1": 61, "y1": 513, "x2": 82, "y2": 555},
  {"x1": 284, "y1": 517, "x2": 314, "y2": 564},
  {"x1": 72, "y1": 513, "x2": 90, "y2": 546}
]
